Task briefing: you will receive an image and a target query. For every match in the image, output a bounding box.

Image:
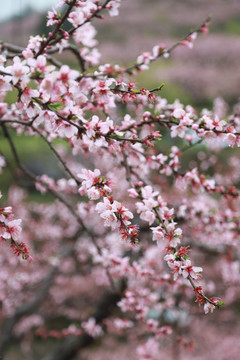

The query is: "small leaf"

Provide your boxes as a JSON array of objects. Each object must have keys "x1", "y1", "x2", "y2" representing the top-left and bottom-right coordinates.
[
  {"x1": 216, "y1": 301, "x2": 226, "y2": 306},
  {"x1": 108, "y1": 134, "x2": 123, "y2": 140},
  {"x1": 48, "y1": 102, "x2": 63, "y2": 111}
]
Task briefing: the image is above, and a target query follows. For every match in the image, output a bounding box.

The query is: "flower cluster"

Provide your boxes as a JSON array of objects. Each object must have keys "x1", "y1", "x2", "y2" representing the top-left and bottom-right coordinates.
[
  {"x1": 81, "y1": 317, "x2": 103, "y2": 338},
  {"x1": 78, "y1": 168, "x2": 112, "y2": 200},
  {"x1": 0, "y1": 192, "x2": 32, "y2": 261},
  {"x1": 78, "y1": 169, "x2": 139, "y2": 244}
]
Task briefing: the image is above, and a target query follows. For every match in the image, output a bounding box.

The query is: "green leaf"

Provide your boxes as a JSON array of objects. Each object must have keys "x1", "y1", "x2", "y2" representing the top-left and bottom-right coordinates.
[
  {"x1": 216, "y1": 301, "x2": 226, "y2": 306},
  {"x1": 31, "y1": 70, "x2": 42, "y2": 79},
  {"x1": 210, "y1": 208, "x2": 217, "y2": 214},
  {"x1": 48, "y1": 102, "x2": 63, "y2": 111},
  {"x1": 108, "y1": 134, "x2": 124, "y2": 140}
]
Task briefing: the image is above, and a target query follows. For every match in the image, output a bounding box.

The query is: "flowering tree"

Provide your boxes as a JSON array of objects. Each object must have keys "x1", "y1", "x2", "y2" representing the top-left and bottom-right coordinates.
[{"x1": 0, "y1": 1, "x2": 240, "y2": 359}]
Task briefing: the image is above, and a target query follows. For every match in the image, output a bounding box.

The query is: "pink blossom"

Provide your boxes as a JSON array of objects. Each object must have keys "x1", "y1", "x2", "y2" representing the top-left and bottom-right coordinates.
[
  {"x1": 168, "y1": 260, "x2": 182, "y2": 280},
  {"x1": 28, "y1": 55, "x2": 48, "y2": 73},
  {"x1": 57, "y1": 122, "x2": 78, "y2": 139},
  {"x1": 137, "y1": 338, "x2": 159, "y2": 360},
  {"x1": 68, "y1": 10, "x2": 84, "y2": 28},
  {"x1": 137, "y1": 52, "x2": 152, "y2": 66},
  {"x1": 0, "y1": 155, "x2": 5, "y2": 173},
  {"x1": 81, "y1": 317, "x2": 103, "y2": 338},
  {"x1": 181, "y1": 32, "x2": 197, "y2": 48},
  {"x1": 6, "y1": 57, "x2": 30, "y2": 87},
  {"x1": 204, "y1": 302, "x2": 216, "y2": 314},
  {"x1": 173, "y1": 108, "x2": 185, "y2": 119},
  {"x1": 107, "y1": 0, "x2": 121, "y2": 17},
  {"x1": 26, "y1": 35, "x2": 42, "y2": 52},
  {"x1": 128, "y1": 188, "x2": 139, "y2": 198},
  {"x1": 151, "y1": 226, "x2": 164, "y2": 243},
  {"x1": 112, "y1": 318, "x2": 134, "y2": 330},
  {"x1": 152, "y1": 44, "x2": 165, "y2": 58},
  {"x1": 22, "y1": 48, "x2": 34, "y2": 59},
  {"x1": 5, "y1": 219, "x2": 22, "y2": 241},
  {"x1": 182, "y1": 259, "x2": 203, "y2": 279},
  {"x1": 74, "y1": 23, "x2": 98, "y2": 47},
  {"x1": 0, "y1": 75, "x2": 11, "y2": 92},
  {"x1": 58, "y1": 65, "x2": 79, "y2": 83},
  {"x1": 79, "y1": 169, "x2": 101, "y2": 185},
  {"x1": 170, "y1": 124, "x2": 186, "y2": 138},
  {"x1": 141, "y1": 185, "x2": 158, "y2": 199},
  {"x1": 47, "y1": 9, "x2": 59, "y2": 27},
  {"x1": 20, "y1": 87, "x2": 39, "y2": 106}
]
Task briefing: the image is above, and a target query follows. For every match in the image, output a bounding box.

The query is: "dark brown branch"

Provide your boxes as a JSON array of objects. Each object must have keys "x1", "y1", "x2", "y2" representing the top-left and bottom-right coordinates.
[
  {"x1": 41, "y1": 290, "x2": 123, "y2": 360},
  {"x1": 1, "y1": 119, "x2": 80, "y2": 185},
  {"x1": 49, "y1": 0, "x2": 113, "y2": 47},
  {"x1": 111, "y1": 83, "x2": 165, "y2": 95},
  {"x1": 187, "y1": 274, "x2": 220, "y2": 307},
  {"x1": 35, "y1": 0, "x2": 78, "y2": 57},
  {"x1": 64, "y1": 44, "x2": 87, "y2": 72},
  {"x1": 1, "y1": 123, "x2": 82, "y2": 225},
  {"x1": 125, "y1": 16, "x2": 212, "y2": 74},
  {"x1": 32, "y1": 125, "x2": 80, "y2": 185}
]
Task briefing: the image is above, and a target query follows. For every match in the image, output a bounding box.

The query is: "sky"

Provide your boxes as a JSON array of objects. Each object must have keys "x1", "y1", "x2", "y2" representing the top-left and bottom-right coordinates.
[{"x1": 0, "y1": 0, "x2": 58, "y2": 22}]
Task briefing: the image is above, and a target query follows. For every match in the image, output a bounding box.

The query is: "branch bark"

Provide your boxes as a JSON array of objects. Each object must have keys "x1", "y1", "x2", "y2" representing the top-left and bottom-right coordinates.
[{"x1": 41, "y1": 291, "x2": 122, "y2": 360}]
